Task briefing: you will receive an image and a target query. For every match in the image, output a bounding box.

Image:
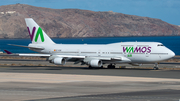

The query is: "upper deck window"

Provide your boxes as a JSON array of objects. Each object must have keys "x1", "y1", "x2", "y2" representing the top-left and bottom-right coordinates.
[{"x1": 157, "y1": 44, "x2": 164, "y2": 46}]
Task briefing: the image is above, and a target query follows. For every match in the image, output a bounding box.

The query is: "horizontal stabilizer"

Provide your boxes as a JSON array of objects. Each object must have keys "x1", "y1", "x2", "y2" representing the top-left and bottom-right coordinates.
[
  {"x1": 8, "y1": 44, "x2": 44, "y2": 50},
  {"x1": 4, "y1": 50, "x2": 12, "y2": 54},
  {"x1": 4, "y1": 50, "x2": 50, "y2": 57}
]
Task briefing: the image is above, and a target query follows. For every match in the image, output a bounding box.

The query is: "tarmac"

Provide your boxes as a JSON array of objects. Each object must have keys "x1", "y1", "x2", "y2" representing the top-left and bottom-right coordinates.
[{"x1": 0, "y1": 58, "x2": 180, "y2": 101}]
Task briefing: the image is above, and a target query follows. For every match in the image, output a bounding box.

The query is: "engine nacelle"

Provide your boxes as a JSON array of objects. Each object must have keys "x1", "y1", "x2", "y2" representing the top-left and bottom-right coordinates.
[
  {"x1": 89, "y1": 60, "x2": 102, "y2": 67},
  {"x1": 53, "y1": 58, "x2": 66, "y2": 65}
]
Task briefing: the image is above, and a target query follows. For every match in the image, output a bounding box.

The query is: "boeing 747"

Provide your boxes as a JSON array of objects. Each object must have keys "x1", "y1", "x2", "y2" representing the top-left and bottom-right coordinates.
[{"x1": 8, "y1": 18, "x2": 175, "y2": 70}]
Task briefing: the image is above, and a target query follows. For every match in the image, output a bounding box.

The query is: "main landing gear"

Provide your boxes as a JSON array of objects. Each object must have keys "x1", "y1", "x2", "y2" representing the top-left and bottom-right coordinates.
[
  {"x1": 154, "y1": 63, "x2": 159, "y2": 70},
  {"x1": 88, "y1": 65, "x2": 93, "y2": 69},
  {"x1": 107, "y1": 64, "x2": 116, "y2": 69}
]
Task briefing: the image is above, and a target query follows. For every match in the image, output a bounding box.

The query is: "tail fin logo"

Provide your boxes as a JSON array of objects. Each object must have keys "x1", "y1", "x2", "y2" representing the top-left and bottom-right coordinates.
[{"x1": 27, "y1": 27, "x2": 45, "y2": 42}]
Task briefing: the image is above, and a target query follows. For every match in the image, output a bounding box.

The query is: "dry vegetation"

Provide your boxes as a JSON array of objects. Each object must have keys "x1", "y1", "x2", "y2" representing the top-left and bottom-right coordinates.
[{"x1": 0, "y1": 4, "x2": 180, "y2": 38}]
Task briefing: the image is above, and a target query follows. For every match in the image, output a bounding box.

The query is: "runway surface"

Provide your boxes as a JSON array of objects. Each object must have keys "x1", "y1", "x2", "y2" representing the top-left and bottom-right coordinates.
[
  {"x1": 1, "y1": 65, "x2": 180, "y2": 79},
  {"x1": 0, "y1": 59, "x2": 180, "y2": 101}
]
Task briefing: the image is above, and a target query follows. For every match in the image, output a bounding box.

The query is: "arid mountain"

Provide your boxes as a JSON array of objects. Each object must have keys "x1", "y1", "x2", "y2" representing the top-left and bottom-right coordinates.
[{"x1": 0, "y1": 4, "x2": 180, "y2": 39}]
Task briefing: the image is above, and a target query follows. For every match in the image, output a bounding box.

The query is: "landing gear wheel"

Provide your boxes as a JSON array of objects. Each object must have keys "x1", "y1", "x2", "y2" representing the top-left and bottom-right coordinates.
[
  {"x1": 107, "y1": 64, "x2": 115, "y2": 69},
  {"x1": 153, "y1": 63, "x2": 159, "y2": 70},
  {"x1": 112, "y1": 65, "x2": 115, "y2": 68},
  {"x1": 153, "y1": 67, "x2": 159, "y2": 70},
  {"x1": 88, "y1": 65, "x2": 93, "y2": 69}
]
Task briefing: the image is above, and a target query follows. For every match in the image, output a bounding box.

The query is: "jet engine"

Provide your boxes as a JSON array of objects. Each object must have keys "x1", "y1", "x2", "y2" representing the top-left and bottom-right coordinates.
[
  {"x1": 89, "y1": 60, "x2": 102, "y2": 67},
  {"x1": 52, "y1": 57, "x2": 66, "y2": 65}
]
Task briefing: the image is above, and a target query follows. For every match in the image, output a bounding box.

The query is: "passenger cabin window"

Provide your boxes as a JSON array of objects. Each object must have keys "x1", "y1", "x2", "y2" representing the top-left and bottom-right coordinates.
[{"x1": 157, "y1": 44, "x2": 164, "y2": 46}]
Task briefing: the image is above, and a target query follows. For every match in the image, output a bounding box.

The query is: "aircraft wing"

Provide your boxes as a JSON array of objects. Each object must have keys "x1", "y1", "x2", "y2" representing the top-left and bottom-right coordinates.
[
  {"x1": 4, "y1": 50, "x2": 126, "y2": 60},
  {"x1": 83, "y1": 56, "x2": 122, "y2": 61},
  {"x1": 4, "y1": 50, "x2": 85, "y2": 58},
  {"x1": 4, "y1": 50, "x2": 130, "y2": 65},
  {"x1": 18, "y1": 54, "x2": 85, "y2": 58},
  {"x1": 18, "y1": 54, "x2": 51, "y2": 57},
  {"x1": 51, "y1": 55, "x2": 85, "y2": 58},
  {"x1": 50, "y1": 55, "x2": 123, "y2": 60}
]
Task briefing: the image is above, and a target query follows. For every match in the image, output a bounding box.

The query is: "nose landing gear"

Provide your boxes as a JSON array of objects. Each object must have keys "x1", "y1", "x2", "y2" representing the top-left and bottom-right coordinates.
[{"x1": 154, "y1": 63, "x2": 159, "y2": 70}]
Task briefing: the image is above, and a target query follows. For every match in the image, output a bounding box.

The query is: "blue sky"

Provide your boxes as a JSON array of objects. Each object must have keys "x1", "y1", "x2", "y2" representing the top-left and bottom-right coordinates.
[{"x1": 1, "y1": 0, "x2": 180, "y2": 25}]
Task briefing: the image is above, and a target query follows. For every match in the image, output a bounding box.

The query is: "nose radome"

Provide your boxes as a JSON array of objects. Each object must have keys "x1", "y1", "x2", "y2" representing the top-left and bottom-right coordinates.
[{"x1": 169, "y1": 51, "x2": 175, "y2": 58}]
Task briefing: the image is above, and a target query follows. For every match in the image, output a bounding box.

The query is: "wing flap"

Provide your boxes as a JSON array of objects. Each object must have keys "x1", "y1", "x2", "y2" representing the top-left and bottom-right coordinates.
[
  {"x1": 51, "y1": 55, "x2": 85, "y2": 59},
  {"x1": 84, "y1": 56, "x2": 122, "y2": 61}
]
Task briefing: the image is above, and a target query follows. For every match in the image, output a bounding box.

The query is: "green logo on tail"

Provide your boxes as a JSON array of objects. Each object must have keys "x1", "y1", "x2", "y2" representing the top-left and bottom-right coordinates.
[{"x1": 35, "y1": 27, "x2": 44, "y2": 42}]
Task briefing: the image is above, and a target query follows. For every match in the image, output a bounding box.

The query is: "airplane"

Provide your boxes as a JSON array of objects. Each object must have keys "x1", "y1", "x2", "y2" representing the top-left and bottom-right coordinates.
[{"x1": 7, "y1": 18, "x2": 175, "y2": 70}]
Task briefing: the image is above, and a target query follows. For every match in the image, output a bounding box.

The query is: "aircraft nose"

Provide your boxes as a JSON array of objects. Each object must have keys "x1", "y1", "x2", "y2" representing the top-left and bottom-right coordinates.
[{"x1": 169, "y1": 50, "x2": 175, "y2": 58}]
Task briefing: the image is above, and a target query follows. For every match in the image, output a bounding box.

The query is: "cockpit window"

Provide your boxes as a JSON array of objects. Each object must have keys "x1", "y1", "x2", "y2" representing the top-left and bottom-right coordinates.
[{"x1": 157, "y1": 44, "x2": 164, "y2": 46}]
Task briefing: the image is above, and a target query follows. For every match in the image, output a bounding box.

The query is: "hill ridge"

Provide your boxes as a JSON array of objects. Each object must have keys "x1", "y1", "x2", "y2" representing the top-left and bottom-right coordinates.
[{"x1": 0, "y1": 4, "x2": 179, "y2": 38}]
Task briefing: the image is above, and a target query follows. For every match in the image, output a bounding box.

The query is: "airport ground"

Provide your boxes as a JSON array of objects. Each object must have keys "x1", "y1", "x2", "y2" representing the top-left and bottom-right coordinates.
[{"x1": 0, "y1": 56, "x2": 180, "y2": 101}]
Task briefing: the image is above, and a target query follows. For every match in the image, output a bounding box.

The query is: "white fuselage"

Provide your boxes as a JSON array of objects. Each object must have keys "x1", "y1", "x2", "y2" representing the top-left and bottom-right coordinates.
[{"x1": 29, "y1": 42, "x2": 175, "y2": 64}]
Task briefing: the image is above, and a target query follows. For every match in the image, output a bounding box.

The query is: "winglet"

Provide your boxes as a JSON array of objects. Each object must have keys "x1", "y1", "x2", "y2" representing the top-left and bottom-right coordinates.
[{"x1": 4, "y1": 50, "x2": 12, "y2": 54}]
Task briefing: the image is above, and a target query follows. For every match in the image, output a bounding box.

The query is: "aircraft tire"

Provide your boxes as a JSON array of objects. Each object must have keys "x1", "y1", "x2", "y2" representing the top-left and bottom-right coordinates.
[
  {"x1": 100, "y1": 66, "x2": 104, "y2": 69},
  {"x1": 107, "y1": 65, "x2": 115, "y2": 69},
  {"x1": 153, "y1": 67, "x2": 159, "y2": 70},
  {"x1": 88, "y1": 65, "x2": 93, "y2": 69}
]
